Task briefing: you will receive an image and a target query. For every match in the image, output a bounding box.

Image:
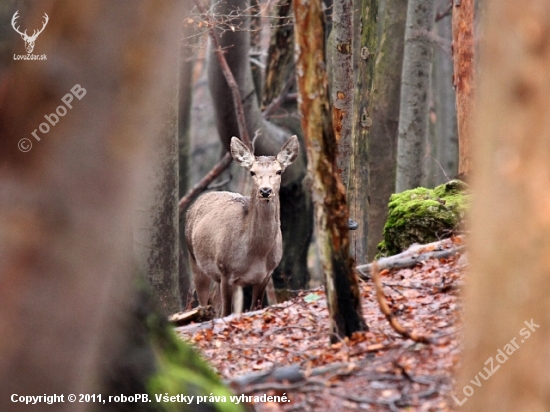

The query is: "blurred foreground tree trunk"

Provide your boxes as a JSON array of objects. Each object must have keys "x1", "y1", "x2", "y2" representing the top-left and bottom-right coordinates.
[
  {"x1": 178, "y1": 19, "x2": 198, "y2": 308},
  {"x1": 134, "y1": 78, "x2": 180, "y2": 315},
  {"x1": 459, "y1": 1, "x2": 550, "y2": 410},
  {"x1": 452, "y1": 0, "x2": 474, "y2": 178},
  {"x1": 0, "y1": 2, "x2": 239, "y2": 411},
  {"x1": 294, "y1": 0, "x2": 367, "y2": 340},
  {"x1": 396, "y1": 0, "x2": 436, "y2": 192}
]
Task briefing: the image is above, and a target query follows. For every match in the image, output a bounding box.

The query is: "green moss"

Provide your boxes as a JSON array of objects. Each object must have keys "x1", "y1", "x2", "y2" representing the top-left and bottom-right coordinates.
[
  {"x1": 377, "y1": 180, "x2": 470, "y2": 257},
  {"x1": 146, "y1": 305, "x2": 244, "y2": 412}
]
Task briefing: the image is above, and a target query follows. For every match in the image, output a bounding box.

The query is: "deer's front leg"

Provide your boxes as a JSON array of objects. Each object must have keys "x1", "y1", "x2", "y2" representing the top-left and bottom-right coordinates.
[{"x1": 220, "y1": 276, "x2": 233, "y2": 317}]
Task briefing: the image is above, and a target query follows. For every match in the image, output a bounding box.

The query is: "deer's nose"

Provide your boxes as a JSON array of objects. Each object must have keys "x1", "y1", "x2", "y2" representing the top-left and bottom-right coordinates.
[{"x1": 259, "y1": 187, "x2": 272, "y2": 198}]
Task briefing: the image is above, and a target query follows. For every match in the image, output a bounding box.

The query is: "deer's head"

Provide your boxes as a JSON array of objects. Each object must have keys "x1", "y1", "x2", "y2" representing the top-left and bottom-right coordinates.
[
  {"x1": 230, "y1": 136, "x2": 299, "y2": 201},
  {"x1": 12, "y1": 11, "x2": 49, "y2": 54}
]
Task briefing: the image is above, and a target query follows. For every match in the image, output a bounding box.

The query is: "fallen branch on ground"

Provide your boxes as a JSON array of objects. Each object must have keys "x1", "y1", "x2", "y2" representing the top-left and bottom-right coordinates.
[
  {"x1": 168, "y1": 305, "x2": 216, "y2": 326},
  {"x1": 225, "y1": 343, "x2": 399, "y2": 393},
  {"x1": 371, "y1": 261, "x2": 432, "y2": 344},
  {"x1": 356, "y1": 236, "x2": 465, "y2": 279}
]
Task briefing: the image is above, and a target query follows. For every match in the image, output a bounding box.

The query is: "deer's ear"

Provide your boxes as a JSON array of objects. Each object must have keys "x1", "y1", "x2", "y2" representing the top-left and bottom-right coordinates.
[
  {"x1": 230, "y1": 137, "x2": 254, "y2": 168},
  {"x1": 277, "y1": 135, "x2": 299, "y2": 170}
]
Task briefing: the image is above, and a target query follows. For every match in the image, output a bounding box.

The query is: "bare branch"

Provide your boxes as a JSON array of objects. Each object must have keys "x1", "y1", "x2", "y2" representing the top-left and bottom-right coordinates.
[
  {"x1": 435, "y1": 1, "x2": 452, "y2": 22},
  {"x1": 194, "y1": 0, "x2": 251, "y2": 148},
  {"x1": 179, "y1": 0, "x2": 254, "y2": 215}
]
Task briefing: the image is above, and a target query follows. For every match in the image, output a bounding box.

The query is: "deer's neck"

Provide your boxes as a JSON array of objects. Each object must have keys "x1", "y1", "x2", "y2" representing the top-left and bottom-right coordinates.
[{"x1": 245, "y1": 195, "x2": 280, "y2": 246}]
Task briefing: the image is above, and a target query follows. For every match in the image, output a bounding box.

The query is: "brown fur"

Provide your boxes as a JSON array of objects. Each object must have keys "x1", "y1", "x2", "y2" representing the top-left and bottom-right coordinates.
[{"x1": 186, "y1": 136, "x2": 299, "y2": 316}]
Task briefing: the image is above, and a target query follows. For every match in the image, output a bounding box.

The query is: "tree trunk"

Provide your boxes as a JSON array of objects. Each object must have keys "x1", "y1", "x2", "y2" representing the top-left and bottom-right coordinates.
[
  {"x1": 458, "y1": 1, "x2": 550, "y2": 410},
  {"x1": 452, "y1": 0, "x2": 474, "y2": 178},
  {"x1": 207, "y1": 0, "x2": 313, "y2": 294},
  {"x1": 431, "y1": 4, "x2": 457, "y2": 186},
  {"x1": 348, "y1": 0, "x2": 379, "y2": 264},
  {"x1": 249, "y1": 0, "x2": 263, "y2": 105},
  {"x1": 134, "y1": 79, "x2": 180, "y2": 315},
  {"x1": 294, "y1": 0, "x2": 367, "y2": 340},
  {"x1": 0, "y1": 1, "x2": 238, "y2": 410},
  {"x1": 364, "y1": 0, "x2": 407, "y2": 261},
  {"x1": 349, "y1": 0, "x2": 377, "y2": 263},
  {"x1": 262, "y1": 0, "x2": 295, "y2": 109},
  {"x1": 178, "y1": 19, "x2": 198, "y2": 308},
  {"x1": 332, "y1": 0, "x2": 354, "y2": 188},
  {"x1": 396, "y1": 0, "x2": 436, "y2": 192}
]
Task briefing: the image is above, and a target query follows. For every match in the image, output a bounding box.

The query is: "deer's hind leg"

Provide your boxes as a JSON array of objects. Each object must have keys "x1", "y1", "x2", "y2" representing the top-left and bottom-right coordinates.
[
  {"x1": 190, "y1": 258, "x2": 212, "y2": 308},
  {"x1": 250, "y1": 274, "x2": 271, "y2": 311}
]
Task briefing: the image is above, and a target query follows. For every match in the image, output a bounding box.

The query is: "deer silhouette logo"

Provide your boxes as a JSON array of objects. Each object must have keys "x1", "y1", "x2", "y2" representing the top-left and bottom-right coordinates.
[{"x1": 11, "y1": 11, "x2": 49, "y2": 54}]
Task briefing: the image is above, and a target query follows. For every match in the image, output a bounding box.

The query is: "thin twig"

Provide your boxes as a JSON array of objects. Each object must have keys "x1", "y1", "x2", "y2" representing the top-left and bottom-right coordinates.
[
  {"x1": 179, "y1": 153, "x2": 232, "y2": 213},
  {"x1": 207, "y1": 175, "x2": 232, "y2": 189},
  {"x1": 435, "y1": 1, "x2": 453, "y2": 22},
  {"x1": 262, "y1": 75, "x2": 295, "y2": 118},
  {"x1": 194, "y1": 0, "x2": 250, "y2": 148}
]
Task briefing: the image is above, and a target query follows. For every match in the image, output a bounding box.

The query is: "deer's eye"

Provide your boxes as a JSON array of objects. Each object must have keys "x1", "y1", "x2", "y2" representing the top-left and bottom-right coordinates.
[
  {"x1": 276, "y1": 170, "x2": 282, "y2": 175},
  {"x1": 250, "y1": 171, "x2": 256, "y2": 176}
]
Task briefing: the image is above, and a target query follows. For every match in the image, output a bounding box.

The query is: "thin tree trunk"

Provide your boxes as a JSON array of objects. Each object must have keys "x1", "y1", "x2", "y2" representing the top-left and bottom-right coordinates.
[
  {"x1": 332, "y1": 0, "x2": 354, "y2": 188},
  {"x1": 452, "y1": 0, "x2": 474, "y2": 178},
  {"x1": 396, "y1": 0, "x2": 436, "y2": 192},
  {"x1": 349, "y1": 0, "x2": 377, "y2": 263},
  {"x1": 294, "y1": 0, "x2": 367, "y2": 340},
  {"x1": 250, "y1": 0, "x2": 263, "y2": 104},
  {"x1": 432, "y1": 4, "x2": 457, "y2": 185},
  {"x1": 262, "y1": 0, "x2": 295, "y2": 109},
  {"x1": 349, "y1": 0, "x2": 377, "y2": 262},
  {"x1": 364, "y1": 0, "x2": 407, "y2": 260}
]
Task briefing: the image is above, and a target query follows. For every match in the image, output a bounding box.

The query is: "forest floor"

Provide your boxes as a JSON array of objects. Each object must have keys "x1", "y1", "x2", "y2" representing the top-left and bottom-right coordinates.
[{"x1": 176, "y1": 238, "x2": 465, "y2": 411}]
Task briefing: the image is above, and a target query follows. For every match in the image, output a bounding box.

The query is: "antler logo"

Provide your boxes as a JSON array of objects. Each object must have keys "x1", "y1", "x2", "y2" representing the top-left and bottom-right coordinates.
[{"x1": 12, "y1": 11, "x2": 49, "y2": 54}]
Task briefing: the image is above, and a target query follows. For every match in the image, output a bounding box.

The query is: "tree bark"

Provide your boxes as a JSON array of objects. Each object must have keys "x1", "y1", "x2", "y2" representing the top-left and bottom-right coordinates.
[
  {"x1": 332, "y1": 0, "x2": 354, "y2": 188},
  {"x1": 294, "y1": 0, "x2": 367, "y2": 340},
  {"x1": 348, "y1": 0, "x2": 378, "y2": 264},
  {"x1": 178, "y1": 19, "x2": 198, "y2": 307},
  {"x1": 458, "y1": 1, "x2": 550, "y2": 410},
  {"x1": 396, "y1": 0, "x2": 436, "y2": 193},
  {"x1": 363, "y1": 0, "x2": 407, "y2": 261},
  {"x1": 262, "y1": 0, "x2": 295, "y2": 109},
  {"x1": 452, "y1": 0, "x2": 474, "y2": 178},
  {"x1": 431, "y1": 3, "x2": 457, "y2": 185},
  {"x1": 349, "y1": 0, "x2": 377, "y2": 263},
  {"x1": 134, "y1": 74, "x2": 180, "y2": 315}
]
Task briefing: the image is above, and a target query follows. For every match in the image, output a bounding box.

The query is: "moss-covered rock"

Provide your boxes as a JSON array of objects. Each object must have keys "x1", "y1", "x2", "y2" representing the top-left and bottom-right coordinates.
[{"x1": 377, "y1": 180, "x2": 470, "y2": 257}]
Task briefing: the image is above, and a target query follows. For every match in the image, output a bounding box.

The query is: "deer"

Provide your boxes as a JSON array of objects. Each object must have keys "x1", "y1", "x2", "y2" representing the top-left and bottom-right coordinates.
[
  {"x1": 185, "y1": 135, "x2": 299, "y2": 316},
  {"x1": 11, "y1": 11, "x2": 49, "y2": 54}
]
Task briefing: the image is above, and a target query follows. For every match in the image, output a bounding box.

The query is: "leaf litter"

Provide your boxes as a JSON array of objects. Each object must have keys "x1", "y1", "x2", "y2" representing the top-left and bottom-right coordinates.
[{"x1": 177, "y1": 241, "x2": 464, "y2": 411}]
